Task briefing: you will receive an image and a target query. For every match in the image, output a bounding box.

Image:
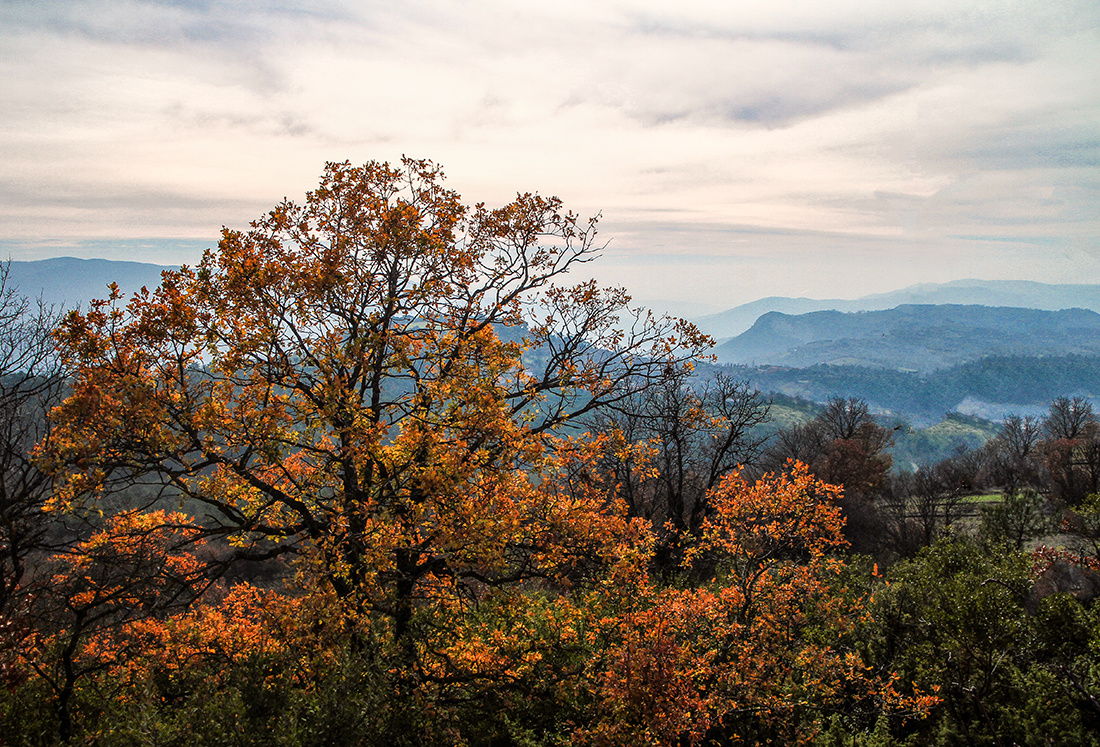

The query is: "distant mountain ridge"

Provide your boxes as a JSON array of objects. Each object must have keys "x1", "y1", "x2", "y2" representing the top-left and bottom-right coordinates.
[
  {"x1": 7, "y1": 258, "x2": 1100, "y2": 425},
  {"x1": 6, "y1": 257, "x2": 176, "y2": 310},
  {"x1": 713, "y1": 304, "x2": 1100, "y2": 372},
  {"x1": 695, "y1": 279, "x2": 1100, "y2": 339}
]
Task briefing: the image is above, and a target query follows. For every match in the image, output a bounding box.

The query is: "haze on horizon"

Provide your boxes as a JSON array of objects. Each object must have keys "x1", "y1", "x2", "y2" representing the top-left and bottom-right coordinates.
[{"x1": 2, "y1": 0, "x2": 1097, "y2": 314}]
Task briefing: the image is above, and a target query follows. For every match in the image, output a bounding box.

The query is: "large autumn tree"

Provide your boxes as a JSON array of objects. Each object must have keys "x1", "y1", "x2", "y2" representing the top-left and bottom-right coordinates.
[{"x1": 46, "y1": 158, "x2": 709, "y2": 640}]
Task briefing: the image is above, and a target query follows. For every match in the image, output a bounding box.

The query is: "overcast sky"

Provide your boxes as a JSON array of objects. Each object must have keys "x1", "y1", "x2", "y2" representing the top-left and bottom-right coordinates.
[{"x1": 2, "y1": 0, "x2": 1098, "y2": 313}]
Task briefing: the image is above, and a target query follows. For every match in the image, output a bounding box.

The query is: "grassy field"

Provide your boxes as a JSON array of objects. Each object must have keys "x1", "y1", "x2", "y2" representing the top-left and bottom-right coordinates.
[{"x1": 962, "y1": 493, "x2": 1003, "y2": 504}]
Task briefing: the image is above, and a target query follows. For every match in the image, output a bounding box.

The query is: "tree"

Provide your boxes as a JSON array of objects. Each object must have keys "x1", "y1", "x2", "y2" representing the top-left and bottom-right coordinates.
[
  {"x1": 581, "y1": 462, "x2": 934, "y2": 746},
  {"x1": 1059, "y1": 493, "x2": 1100, "y2": 564},
  {"x1": 979, "y1": 489, "x2": 1052, "y2": 551},
  {"x1": 1044, "y1": 396, "x2": 1096, "y2": 442},
  {"x1": 45, "y1": 159, "x2": 710, "y2": 648},
  {"x1": 588, "y1": 369, "x2": 771, "y2": 569},
  {"x1": 1041, "y1": 397, "x2": 1100, "y2": 506},
  {"x1": 815, "y1": 397, "x2": 894, "y2": 498},
  {"x1": 985, "y1": 414, "x2": 1044, "y2": 493},
  {"x1": 883, "y1": 447, "x2": 984, "y2": 555},
  {"x1": 0, "y1": 261, "x2": 69, "y2": 691},
  {"x1": 764, "y1": 397, "x2": 893, "y2": 554},
  {"x1": 867, "y1": 539, "x2": 1100, "y2": 746},
  {"x1": 22, "y1": 510, "x2": 207, "y2": 743}
]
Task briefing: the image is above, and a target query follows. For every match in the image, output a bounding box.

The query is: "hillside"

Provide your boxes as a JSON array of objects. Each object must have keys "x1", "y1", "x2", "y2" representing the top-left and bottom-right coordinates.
[
  {"x1": 717, "y1": 354, "x2": 1100, "y2": 425},
  {"x1": 712, "y1": 304, "x2": 1100, "y2": 371},
  {"x1": 696, "y1": 279, "x2": 1100, "y2": 339},
  {"x1": 746, "y1": 392, "x2": 1000, "y2": 469},
  {"x1": 6, "y1": 257, "x2": 175, "y2": 310}
]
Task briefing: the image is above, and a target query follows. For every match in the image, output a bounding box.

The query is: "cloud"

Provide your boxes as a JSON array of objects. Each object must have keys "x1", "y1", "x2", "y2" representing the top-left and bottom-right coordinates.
[{"x1": 1, "y1": 0, "x2": 1097, "y2": 305}]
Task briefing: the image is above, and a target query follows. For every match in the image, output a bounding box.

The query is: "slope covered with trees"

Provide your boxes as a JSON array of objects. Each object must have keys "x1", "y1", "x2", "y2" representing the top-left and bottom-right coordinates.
[{"x1": 729, "y1": 355, "x2": 1100, "y2": 424}]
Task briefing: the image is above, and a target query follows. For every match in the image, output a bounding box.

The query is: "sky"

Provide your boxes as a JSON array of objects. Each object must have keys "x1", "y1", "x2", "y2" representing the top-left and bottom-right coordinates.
[{"x1": 1, "y1": 0, "x2": 1098, "y2": 315}]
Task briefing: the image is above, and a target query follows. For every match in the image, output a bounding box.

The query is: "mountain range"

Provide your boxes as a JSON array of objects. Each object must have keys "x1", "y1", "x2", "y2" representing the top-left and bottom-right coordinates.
[
  {"x1": 712, "y1": 304, "x2": 1100, "y2": 372},
  {"x1": 694, "y1": 279, "x2": 1100, "y2": 340},
  {"x1": 7, "y1": 257, "x2": 1100, "y2": 425},
  {"x1": 12, "y1": 260, "x2": 1100, "y2": 331},
  {"x1": 4, "y1": 257, "x2": 176, "y2": 311}
]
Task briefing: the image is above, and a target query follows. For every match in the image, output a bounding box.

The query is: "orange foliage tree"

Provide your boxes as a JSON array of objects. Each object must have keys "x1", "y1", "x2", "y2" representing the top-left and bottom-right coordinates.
[
  {"x1": 580, "y1": 462, "x2": 935, "y2": 746},
  {"x1": 45, "y1": 159, "x2": 709, "y2": 649},
  {"x1": 23, "y1": 510, "x2": 206, "y2": 742}
]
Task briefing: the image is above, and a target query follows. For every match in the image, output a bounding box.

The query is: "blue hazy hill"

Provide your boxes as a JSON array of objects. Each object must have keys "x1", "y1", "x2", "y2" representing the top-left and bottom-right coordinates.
[
  {"x1": 696, "y1": 279, "x2": 1100, "y2": 339},
  {"x1": 713, "y1": 304, "x2": 1100, "y2": 372},
  {"x1": 6, "y1": 257, "x2": 177, "y2": 311}
]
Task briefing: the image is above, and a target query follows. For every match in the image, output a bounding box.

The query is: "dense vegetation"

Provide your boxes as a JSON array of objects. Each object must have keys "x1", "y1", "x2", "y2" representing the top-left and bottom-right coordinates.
[
  {"x1": 2, "y1": 160, "x2": 1099, "y2": 746},
  {"x1": 730, "y1": 355, "x2": 1100, "y2": 424}
]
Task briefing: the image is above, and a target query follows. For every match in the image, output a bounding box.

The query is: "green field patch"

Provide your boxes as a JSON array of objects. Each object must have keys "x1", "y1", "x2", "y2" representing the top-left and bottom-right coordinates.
[{"x1": 962, "y1": 493, "x2": 1003, "y2": 504}]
